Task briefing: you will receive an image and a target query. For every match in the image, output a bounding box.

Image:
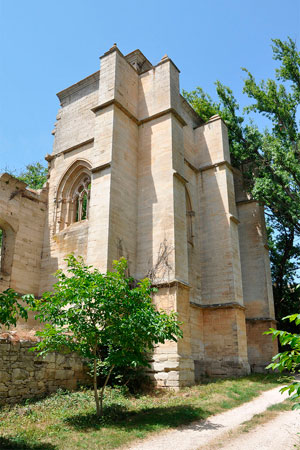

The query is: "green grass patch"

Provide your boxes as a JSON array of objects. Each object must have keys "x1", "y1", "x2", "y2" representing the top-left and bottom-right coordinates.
[{"x1": 0, "y1": 374, "x2": 284, "y2": 450}]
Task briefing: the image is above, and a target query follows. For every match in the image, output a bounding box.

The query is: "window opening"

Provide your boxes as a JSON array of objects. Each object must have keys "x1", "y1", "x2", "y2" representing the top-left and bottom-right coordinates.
[
  {"x1": 185, "y1": 188, "x2": 194, "y2": 245},
  {"x1": 55, "y1": 161, "x2": 92, "y2": 232},
  {"x1": 73, "y1": 176, "x2": 91, "y2": 223}
]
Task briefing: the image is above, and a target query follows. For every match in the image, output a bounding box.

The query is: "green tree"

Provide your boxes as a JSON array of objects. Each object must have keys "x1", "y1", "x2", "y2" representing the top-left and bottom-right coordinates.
[
  {"x1": 183, "y1": 37, "x2": 300, "y2": 327},
  {"x1": 0, "y1": 289, "x2": 32, "y2": 330},
  {"x1": 265, "y1": 313, "x2": 300, "y2": 409},
  {"x1": 17, "y1": 162, "x2": 48, "y2": 189},
  {"x1": 29, "y1": 255, "x2": 182, "y2": 417}
]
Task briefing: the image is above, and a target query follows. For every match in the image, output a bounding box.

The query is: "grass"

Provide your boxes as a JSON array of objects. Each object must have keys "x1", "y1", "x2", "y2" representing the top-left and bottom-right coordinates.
[{"x1": 0, "y1": 374, "x2": 285, "y2": 450}]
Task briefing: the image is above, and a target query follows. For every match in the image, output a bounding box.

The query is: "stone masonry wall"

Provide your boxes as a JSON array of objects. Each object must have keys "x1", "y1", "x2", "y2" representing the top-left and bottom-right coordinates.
[{"x1": 0, "y1": 335, "x2": 89, "y2": 405}]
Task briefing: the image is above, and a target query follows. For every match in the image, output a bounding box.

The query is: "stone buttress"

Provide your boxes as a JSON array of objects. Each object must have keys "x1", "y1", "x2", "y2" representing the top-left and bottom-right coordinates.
[{"x1": 0, "y1": 45, "x2": 277, "y2": 389}]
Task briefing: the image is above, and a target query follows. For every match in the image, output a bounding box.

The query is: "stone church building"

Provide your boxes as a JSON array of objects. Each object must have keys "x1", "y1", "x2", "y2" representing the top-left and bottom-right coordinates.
[{"x1": 0, "y1": 45, "x2": 277, "y2": 388}]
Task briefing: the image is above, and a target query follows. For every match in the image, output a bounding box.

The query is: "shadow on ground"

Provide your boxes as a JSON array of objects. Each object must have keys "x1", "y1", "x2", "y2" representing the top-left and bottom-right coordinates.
[
  {"x1": 0, "y1": 437, "x2": 57, "y2": 450},
  {"x1": 65, "y1": 403, "x2": 210, "y2": 432}
]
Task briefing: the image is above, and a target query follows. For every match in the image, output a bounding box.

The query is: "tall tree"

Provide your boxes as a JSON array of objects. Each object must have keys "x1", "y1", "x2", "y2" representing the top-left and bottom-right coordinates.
[
  {"x1": 183, "y1": 37, "x2": 300, "y2": 328},
  {"x1": 29, "y1": 255, "x2": 182, "y2": 417}
]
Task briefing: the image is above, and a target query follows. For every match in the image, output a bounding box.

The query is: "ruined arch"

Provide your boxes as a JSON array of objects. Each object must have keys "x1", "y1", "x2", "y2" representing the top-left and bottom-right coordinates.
[
  {"x1": 0, "y1": 218, "x2": 16, "y2": 280},
  {"x1": 55, "y1": 160, "x2": 92, "y2": 232}
]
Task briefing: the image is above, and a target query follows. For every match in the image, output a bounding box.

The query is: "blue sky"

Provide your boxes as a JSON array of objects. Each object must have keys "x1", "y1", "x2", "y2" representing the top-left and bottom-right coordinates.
[{"x1": 0, "y1": 0, "x2": 299, "y2": 172}]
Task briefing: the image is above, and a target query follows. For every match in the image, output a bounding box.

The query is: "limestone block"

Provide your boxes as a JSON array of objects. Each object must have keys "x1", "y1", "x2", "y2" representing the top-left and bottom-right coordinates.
[
  {"x1": 153, "y1": 372, "x2": 169, "y2": 381},
  {"x1": 0, "y1": 371, "x2": 10, "y2": 383},
  {"x1": 43, "y1": 353, "x2": 56, "y2": 363},
  {"x1": 166, "y1": 371, "x2": 180, "y2": 381},
  {"x1": 12, "y1": 369, "x2": 28, "y2": 381}
]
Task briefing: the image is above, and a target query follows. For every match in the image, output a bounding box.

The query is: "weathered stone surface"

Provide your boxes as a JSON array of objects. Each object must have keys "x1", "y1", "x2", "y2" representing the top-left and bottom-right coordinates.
[
  {"x1": 0, "y1": 338, "x2": 89, "y2": 405},
  {"x1": 0, "y1": 45, "x2": 277, "y2": 390}
]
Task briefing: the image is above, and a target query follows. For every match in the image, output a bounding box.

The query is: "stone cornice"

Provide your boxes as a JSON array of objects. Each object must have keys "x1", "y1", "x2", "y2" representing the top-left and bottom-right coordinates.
[
  {"x1": 184, "y1": 159, "x2": 234, "y2": 174},
  {"x1": 199, "y1": 160, "x2": 233, "y2": 173},
  {"x1": 91, "y1": 162, "x2": 111, "y2": 174},
  {"x1": 194, "y1": 113, "x2": 227, "y2": 130},
  {"x1": 191, "y1": 301, "x2": 246, "y2": 311},
  {"x1": 59, "y1": 138, "x2": 94, "y2": 156},
  {"x1": 92, "y1": 100, "x2": 187, "y2": 127},
  {"x1": 236, "y1": 198, "x2": 257, "y2": 206},
  {"x1": 140, "y1": 108, "x2": 187, "y2": 127},
  {"x1": 184, "y1": 158, "x2": 198, "y2": 173},
  {"x1": 173, "y1": 171, "x2": 188, "y2": 184},
  {"x1": 9, "y1": 188, "x2": 47, "y2": 205},
  {"x1": 246, "y1": 317, "x2": 277, "y2": 323},
  {"x1": 46, "y1": 139, "x2": 95, "y2": 162},
  {"x1": 92, "y1": 99, "x2": 139, "y2": 124},
  {"x1": 56, "y1": 71, "x2": 99, "y2": 102},
  {"x1": 229, "y1": 214, "x2": 240, "y2": 225},
  {"x1": 152, "y1": 279, "x2": 190, "y2": 289}
]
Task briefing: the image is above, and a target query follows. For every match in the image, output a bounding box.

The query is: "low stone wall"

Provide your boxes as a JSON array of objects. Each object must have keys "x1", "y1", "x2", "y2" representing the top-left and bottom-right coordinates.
[{"x1": 0, "y1": 335, "x2": 90, "y2": 405}]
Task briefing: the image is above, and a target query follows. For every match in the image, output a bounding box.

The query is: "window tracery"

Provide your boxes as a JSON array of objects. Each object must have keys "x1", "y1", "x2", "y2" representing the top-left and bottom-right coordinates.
[
  {"x1": 73, "y1": 176, "x2": 90, "y2": 222},
  {"x1": 55, "y1": 161, "x2": 92, "y2": 232}
]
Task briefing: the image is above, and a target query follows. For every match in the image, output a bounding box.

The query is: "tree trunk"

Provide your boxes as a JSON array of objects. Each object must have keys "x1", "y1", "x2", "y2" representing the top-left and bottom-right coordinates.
[
  {"x1": 100, "y1": 364, "x2": 115, "y2": 417},
  {"x1": 93, "y1": 358, "x2": 100, "y2": 417}
]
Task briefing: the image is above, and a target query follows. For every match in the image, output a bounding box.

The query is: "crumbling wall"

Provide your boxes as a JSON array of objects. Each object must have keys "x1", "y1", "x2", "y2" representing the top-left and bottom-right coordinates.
[{"x1": 0, "y1": 334, "x2": 89, "y2": 405}]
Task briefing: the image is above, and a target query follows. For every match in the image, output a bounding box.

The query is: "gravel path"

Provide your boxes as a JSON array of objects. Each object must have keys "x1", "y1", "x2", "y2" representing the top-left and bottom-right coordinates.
[
  {"x1": 215, "y1": 409, "x2": 300, "y2": 450},
  {"x1": 124, "y1": 386, "x2": 293, "y2": 450}
]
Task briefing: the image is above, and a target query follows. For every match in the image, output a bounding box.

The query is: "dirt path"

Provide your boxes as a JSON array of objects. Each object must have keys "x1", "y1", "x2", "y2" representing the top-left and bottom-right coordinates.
[
  {"x1": 212, "y1": 409, "x2": 300, "y2": 450},
  {"x1": 124, "y1": 386, "x2": 297, "y2": 450}
]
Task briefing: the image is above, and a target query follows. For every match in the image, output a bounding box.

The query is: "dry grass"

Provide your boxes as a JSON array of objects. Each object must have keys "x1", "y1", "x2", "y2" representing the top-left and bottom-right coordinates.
[{"x1": 0, "y1": 374, "x2": 284, "y2": 450}]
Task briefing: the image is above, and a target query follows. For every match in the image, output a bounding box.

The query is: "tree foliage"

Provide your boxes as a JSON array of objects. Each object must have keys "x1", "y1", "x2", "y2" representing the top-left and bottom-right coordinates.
[
  {"x1": 28, "y1": 255, "x2": 182, "y2": 417},
  {"x1": 183, "y1": 37, "x2": 300, "y2": 327},
  {"x1": 0, "y1": 289, "x2": 32, "y2": 330},
  {"x1": 265, "y1": 313, "x2": 300, "y2": 409},
  {"x1": 17, "y1": 162, "x2": 48, "y2": 190}
]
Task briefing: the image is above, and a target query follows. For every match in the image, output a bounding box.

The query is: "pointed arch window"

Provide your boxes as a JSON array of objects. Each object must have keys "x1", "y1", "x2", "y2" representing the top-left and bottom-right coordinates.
[
  {"x1": 55, "y1": 160, "x2": 92, "y2": 232},
  {"x1": 73, "y1": 176, "x2": 91, "y2": 222}
]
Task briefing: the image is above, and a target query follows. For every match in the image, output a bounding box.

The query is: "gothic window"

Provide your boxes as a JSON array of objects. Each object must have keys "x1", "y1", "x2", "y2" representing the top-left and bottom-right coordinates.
[
  {"x1": 185, "y1": 188, "x2": 194, "y2": 245},
  {"x1": 55, "y1": 160, "x2": 92, "y2": 232},
  {"x1": 73, "y1": 176, "x2": 91, "y2": 222}
]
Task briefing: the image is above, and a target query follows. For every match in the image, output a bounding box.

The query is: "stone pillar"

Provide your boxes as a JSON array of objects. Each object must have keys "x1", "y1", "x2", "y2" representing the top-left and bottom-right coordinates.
[
  {"x1": 136, "y1": 56, "x2": 195, "y2": 387},
  {"x1": 151, "y1": 283, "x2": 194, "y2": 388},
  {"x1": 237, "y1": 199, "x2": 277, "y2": 371},
  {"x1": 195, "y1": 116, "x2": 250, "y2": 376},
  {"x1": 87, "y1": 45, "x2": 139, "y2": 273}
]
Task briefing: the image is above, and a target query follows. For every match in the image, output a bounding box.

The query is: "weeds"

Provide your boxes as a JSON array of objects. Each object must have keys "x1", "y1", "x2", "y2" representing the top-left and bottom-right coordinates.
[{"x1": 0, "y1": 374, "x2": 283, "y2": 450}]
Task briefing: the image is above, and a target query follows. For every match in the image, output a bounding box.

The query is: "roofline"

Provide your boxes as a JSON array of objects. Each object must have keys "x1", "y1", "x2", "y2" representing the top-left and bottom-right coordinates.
[{"x1": 56, "y1": 70, "x2": 100, "y2": 102}]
